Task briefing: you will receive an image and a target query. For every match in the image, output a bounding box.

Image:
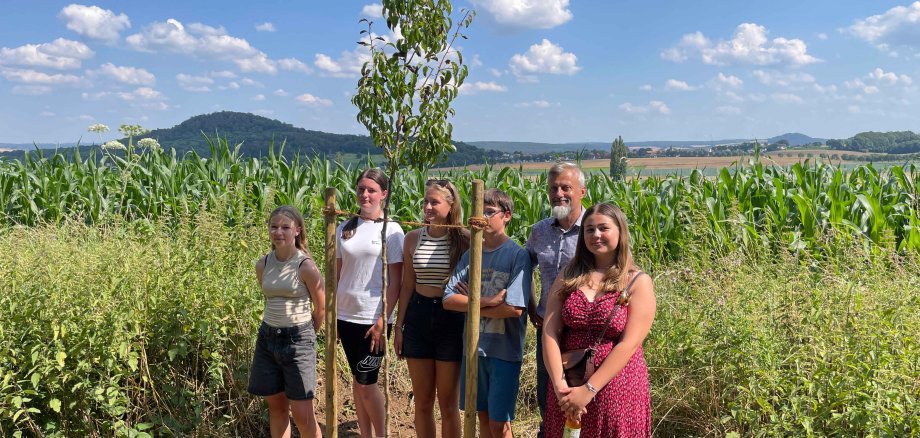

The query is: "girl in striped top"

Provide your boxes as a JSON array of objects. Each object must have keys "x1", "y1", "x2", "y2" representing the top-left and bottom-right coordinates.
[{"x1": 394, "y1": 179, "x2": 470, "y2": 438}]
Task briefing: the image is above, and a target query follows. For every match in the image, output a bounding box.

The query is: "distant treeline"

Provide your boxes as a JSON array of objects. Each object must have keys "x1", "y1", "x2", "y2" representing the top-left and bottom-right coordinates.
[{"x1": 827, "y1": 131, "x2": 920, "y2": 154}]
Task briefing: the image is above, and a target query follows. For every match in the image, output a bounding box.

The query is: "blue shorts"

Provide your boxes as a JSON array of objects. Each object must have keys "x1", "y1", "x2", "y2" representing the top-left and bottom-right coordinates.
[
  {"x1": 459, "y1": 356, "x2": 522, "y2": 422},
  {"x1": 247, "y1": 322, "x2": 317, "y2": 400}
]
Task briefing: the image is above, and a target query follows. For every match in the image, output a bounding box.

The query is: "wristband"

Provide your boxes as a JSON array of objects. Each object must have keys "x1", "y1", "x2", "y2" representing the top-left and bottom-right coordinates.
[{"x1": 584, "y1": 382, "x2": 598, "y2": 394}]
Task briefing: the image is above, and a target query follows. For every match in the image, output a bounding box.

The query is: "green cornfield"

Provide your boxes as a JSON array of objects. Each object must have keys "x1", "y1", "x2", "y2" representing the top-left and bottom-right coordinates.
[{"x1": 1, "y1": 140, "x2": 918, "y2": 436}]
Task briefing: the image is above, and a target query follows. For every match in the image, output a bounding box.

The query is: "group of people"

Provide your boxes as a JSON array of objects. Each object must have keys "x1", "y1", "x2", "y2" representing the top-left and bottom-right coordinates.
[{"x1": 246, "y1": 162, "x2": 657, "y2": 438}]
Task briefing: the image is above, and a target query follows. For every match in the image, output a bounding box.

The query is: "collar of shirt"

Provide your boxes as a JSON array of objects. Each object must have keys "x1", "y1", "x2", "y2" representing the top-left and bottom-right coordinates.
[{"x1": 552, "y1": 207, "x2": 586, "y2": 233}]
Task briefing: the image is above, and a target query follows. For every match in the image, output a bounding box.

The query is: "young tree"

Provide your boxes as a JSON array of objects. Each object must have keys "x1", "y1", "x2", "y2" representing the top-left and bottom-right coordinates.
[
  {"x1": 609, "y1": 135, "x2": 628, "y2": 180},
  {"x1": 351, "y1": 1, "x2": 474, "y2": 434}
]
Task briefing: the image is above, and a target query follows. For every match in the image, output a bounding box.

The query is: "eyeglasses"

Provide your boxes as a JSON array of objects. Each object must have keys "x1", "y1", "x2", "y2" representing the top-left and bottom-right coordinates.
[{"x1": 483, "y1": 208, "x2": 505, "y2": 218}]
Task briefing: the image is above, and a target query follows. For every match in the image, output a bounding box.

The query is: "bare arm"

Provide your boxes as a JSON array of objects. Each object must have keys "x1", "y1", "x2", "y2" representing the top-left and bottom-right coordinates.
[
  {"x1": 394, "y1": 232, "x2": 418, "y2": 357},
  {"x1": 255, "y1": 255, "x2": 266, "y2": 287},
  {"x1": 480, "y1": 303, "x2": 523, "y2": 319},
  {"x1": 541, "y1": 277, "x2": 570, "y2": 401},
  {"x1": 300, "y1": 258, "x2": 326, "y2": 332}
]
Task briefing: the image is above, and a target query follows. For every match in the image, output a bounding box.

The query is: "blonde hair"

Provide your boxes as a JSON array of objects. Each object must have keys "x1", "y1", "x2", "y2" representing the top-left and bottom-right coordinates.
[{"x1": 425, "y1": 179, "x2": 469, "y2": 270}]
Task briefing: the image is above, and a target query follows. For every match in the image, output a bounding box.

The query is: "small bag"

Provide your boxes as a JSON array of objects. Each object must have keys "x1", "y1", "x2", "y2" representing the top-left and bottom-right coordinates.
[{"x1": 560, "y1": 272, "x2": 644, "y2": 388}]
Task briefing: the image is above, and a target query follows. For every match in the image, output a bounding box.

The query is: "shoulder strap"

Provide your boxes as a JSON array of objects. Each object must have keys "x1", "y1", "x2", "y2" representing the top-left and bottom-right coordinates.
[{"x1": 589, "y1": 271, "x2": 646, "y2": 349}]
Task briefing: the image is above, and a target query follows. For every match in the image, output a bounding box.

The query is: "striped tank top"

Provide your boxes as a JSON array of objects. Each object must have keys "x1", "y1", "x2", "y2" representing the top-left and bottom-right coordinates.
[{"x1": 412, "y1": 227, "x2": 452, "y2": 287}]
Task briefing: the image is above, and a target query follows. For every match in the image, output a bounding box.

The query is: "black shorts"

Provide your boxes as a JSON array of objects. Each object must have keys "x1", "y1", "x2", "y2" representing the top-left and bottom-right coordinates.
[
  {"x1": 337, "y1": 319, "x2": 392, "y2": 385},
  {"x1": 401, "y1": 291, "x2": 465, "y2": 362},
  {"x1": 248, "y1": 322, "x2": 317, "y2": 400}
]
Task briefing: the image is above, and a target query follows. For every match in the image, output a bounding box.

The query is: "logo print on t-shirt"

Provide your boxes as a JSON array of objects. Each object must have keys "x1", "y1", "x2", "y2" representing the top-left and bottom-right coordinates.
[{"x1": 481, "y1": 269, "x2": 510, "y2": 335}]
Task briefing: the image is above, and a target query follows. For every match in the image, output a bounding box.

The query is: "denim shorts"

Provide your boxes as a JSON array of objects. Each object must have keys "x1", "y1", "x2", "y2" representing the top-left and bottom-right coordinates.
[
  {"x1": 459, "y1": 356, "x2": 522, "y2": 422},
  {"x1": 248, "y1": 321, "x2": 317, "y2": 400},
  {"x1": 401, "y1": 291, "x2": 465, "y2": 362}
]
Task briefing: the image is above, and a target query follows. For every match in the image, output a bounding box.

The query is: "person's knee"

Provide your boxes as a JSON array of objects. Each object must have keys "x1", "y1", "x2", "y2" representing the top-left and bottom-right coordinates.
[
  {"x1": 266, "y1": 396, "x2": 289, "y2": 415},
  {"x1": 436, "y1": 391, "x2": 458, "y2": 412},
  {"x1": 489, "y1": 420, "x2": 512, "y2": 436},
  {"x1": 354, "y1": 382, "x2": 379, "y2": 401}
]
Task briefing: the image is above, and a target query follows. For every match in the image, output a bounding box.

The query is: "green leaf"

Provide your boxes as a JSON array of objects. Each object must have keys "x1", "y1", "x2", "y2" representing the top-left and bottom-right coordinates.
[{"x1": 50, "y1": 398, "x2": 61, "y2": 413}]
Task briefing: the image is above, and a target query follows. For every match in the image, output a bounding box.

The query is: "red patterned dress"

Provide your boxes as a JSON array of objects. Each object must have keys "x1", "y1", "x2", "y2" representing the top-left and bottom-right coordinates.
[{"x1": 545, "y1": 289, "x2": 651, "y2": 438}]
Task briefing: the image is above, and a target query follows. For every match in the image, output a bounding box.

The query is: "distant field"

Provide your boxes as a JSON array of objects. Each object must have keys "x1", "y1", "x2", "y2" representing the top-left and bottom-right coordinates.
[{"x1": 453, "y1": 149, "x2": 883, "y2": 173}]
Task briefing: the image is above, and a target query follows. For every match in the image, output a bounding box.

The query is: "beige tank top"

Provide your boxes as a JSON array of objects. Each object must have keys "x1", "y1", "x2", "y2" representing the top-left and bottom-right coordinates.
[{"x1": 260, "y1": 250, "x2": 313, "y2": 328}]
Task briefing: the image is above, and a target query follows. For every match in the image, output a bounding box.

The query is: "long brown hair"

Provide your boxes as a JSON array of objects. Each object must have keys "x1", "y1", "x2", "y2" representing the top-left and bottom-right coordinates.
[
  {"x1": 269, "y1": 205, "x2": 313, "y2": 259},
  {"x1": 425, "y1": 179, "x2": 469, "y2": 270},
  {"x1": 341, "y1": 168, "x2": 389, "y2": 241},
  {"x1": 558, "y1": 203, "x2": 637, "y2": 300}
]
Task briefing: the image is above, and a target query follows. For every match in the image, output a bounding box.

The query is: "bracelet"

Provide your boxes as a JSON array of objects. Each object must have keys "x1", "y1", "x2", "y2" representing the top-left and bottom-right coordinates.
[{"x1": 584, "y1": 382, "x2": 598, "y2": 394}]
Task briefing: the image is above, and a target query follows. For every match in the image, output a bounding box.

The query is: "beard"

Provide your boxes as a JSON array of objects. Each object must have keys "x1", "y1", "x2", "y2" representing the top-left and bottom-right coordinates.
[{"x1": 551, "y1": 204, "x2": 572, "y2": 220}]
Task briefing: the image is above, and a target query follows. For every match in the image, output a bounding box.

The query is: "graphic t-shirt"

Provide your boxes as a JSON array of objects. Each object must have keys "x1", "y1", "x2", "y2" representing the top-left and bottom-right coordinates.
[{"x1": 444, "y1": 239, "x2": 532, "y2": 362}]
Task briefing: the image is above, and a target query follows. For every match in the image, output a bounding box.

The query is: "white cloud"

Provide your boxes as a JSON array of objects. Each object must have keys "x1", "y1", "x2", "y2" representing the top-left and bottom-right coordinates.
[
  {"x1": 714, "y1": 73, "x2": 743, "y2": 89},
  {"x1": 273, "y1": 88, "x2": 289, "y2": 97},
  {"x1": 296, "y1": 93, "x2": 333, "y2": 106},
  {"x1": 82, "y1": 87, "x2": 168, "y2": 110},
  {"x1": 471, "y1": 0, "x2": 572, "y2": 29},
  {"x1": 362, "y1": 3, "x2": 383, "y2": 18},
  {"x1": 210, "y1": 70, "x2": 237, "y2": 79},
  {"x1": 639, "y1": 84, "x2": 652, "y2": 91},
  {"x1": 176, "y1": 73, "x2": 214, "y2": 92},
  {"x1": 771, "y1": 92, "x2": 804, "y2": 104},
  {"x1": 846, "y1": 2, "x2": 920, "y2": 53},
  {"x1": 90, "y1": 63, "x2": 155, "y2": 85},
  {"x1": 126, "y1": 18, "x2": 278, "y2": 74},
  {"x1": 752, "y1": 70, "x2": 815, "y2": 87},
  {"x1": 39, "y1": 111, "x2": 56, "y2": 117},
  {"x1": 845, "y1": 68, "x2": 913, "y2": 94},
  {"x1": 277, "y1": 57, "x2": 313, "y2": 74},
  {"x1": 509, "y1": 39, "x2": 579, "y2": 80},
  {"x1": 11, "y1": 85, "x2": 52, "y2": 95},
  {"x1": 716, "y1": 105, "x2": 741, "y2": 115},
  {"x1": 255, "y1": 22, "x2": 276, "y2": 32},
  {"x1": 619, "y1": 100, "x2": 671, "y2": 115},
  {"x1": 514, "y1": 100, "x2": 557, "y2": 108},
  {"x1": 489, "y1": 68, "x2": 504, "y2": 77},
  {"x1": 252, "y1": 94, "x2": 266, "y2": 101},
  {"x1": 817, "y1": 32, "x2": 828, "y2": 40},
  {"x1": 459, "y1": 81, "x2": 508, "y2": 94},
  {"x1": 58, "y1": 4, "x2": 131, "y2": 43},
  {"x1": 665, "y1": 79, "x2": 697, "y2": 91},
  {"x1": 662, "y1": 23, "x2": 819, "y2": 66},
  {"x1": 0, "y1": 38, "x2": 93, "y2": 70},
  {"x1": 314, "y1": 50, "x2": 370, "y2": 78},
  {"x1": 240, "y1": 77, "x2": 264, "y2": 87},
  {"x1": 1, "y1": 68, "x2": 83, "y2": 85}
]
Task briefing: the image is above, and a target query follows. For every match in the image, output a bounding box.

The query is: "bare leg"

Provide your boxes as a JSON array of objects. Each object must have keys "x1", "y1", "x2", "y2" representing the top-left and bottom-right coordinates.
[
  {"x1": 435, "y1": 360, "x2": 462, "y2": 438},
  {"x1": 353, "y1": 381, "x2": 372, "y2": 438},
  {"x1": 354, "y1": 381, "x2": 386, "y2": 437},
  {"x1": 478, "y1": 411, "x2": 493, "y2": 438},
  {"x1": 488, "y1": 420, "x2": 514, "y2": 438},
  {"x1": 289, "y1": 399, "x2": 321, "y2": 438},
  {"x1": 265, "y1": 393, "x2": 292, "y2": 438},
  {"x1": 407, "y1": 358, "x2": 437, "y2": 438}
]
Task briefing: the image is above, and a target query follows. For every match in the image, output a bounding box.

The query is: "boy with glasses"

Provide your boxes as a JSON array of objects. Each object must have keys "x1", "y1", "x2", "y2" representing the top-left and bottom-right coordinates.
[{"x1": 443, "y1": 188, "x2": 533, "y2": 438}]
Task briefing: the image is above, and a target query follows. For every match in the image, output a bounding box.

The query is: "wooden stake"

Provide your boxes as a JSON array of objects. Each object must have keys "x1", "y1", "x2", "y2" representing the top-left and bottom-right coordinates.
[
  {"x1": 463, "y1": 179, "x2": 485, "y2": 438},
  {"x1": 324, "y1": 187, "x2": 338, "y2": 437}
]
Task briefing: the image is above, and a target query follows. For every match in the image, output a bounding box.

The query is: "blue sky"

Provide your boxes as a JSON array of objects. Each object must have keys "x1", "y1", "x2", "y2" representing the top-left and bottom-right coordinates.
[{"x1": 2, "y1": 1, "x2": 919, "y2": 144}]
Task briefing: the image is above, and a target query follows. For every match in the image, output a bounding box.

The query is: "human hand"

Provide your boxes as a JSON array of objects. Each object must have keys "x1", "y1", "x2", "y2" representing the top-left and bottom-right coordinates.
[
  {"x1": 364, "y1": 316, "x2": 386, "y2": 354},
  {"x1": 455, "y1": 281, "x2": 469, "y2": 296},
  {"x1": 482, "y1": 289, "x2": 507, "y2": 307},
  {"x1": 554, "y1": 383, "x2": 572, "y2": 403},
  {"x1": 529, "y1": 310, "x2": 544, "y2": 328},
  {"x1": 393, "y1": 325, "x2": 404, "y2": 359},
  {"x1": 559, "y1": 385, "x2": 594, "y2": 420}
]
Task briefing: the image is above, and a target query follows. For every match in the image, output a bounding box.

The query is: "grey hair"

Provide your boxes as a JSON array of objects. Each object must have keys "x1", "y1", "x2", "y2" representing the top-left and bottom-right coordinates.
[{"x1": 548, "y1": 161, "x2": 586, "y2": 188}]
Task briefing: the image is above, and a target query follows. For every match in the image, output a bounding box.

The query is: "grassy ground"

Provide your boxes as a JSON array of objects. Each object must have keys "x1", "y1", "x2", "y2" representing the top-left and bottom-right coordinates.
[{"x1": 1, "y1": 219, "x2": 918, "y2": 436}]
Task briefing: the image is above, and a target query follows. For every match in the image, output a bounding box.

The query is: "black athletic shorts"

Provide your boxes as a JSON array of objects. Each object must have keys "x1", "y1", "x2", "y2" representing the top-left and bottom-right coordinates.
[
  {"x1": 337, "y1": 319, "x2": 392, "y2": 385},
  {"x1": 400, "y1": 291, "x2": 465, "y2": 362}
]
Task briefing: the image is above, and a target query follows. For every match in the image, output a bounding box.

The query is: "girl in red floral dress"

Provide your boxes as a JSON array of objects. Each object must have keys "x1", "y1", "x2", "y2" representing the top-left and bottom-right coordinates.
[{"x1": 541, "y1": 203, "x2": 656, "y2": 438}]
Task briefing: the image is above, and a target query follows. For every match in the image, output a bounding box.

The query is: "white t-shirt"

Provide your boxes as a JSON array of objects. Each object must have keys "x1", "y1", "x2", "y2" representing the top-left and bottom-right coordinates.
[{"x1": 336, "y1": 218, "x2": 405, "y2": 324}]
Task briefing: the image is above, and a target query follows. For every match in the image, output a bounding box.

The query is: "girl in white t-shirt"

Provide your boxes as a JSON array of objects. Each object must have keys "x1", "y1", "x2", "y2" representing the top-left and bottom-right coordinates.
[{"x1": 336, "y1": 168, "x2": 404, "y2": 438}]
